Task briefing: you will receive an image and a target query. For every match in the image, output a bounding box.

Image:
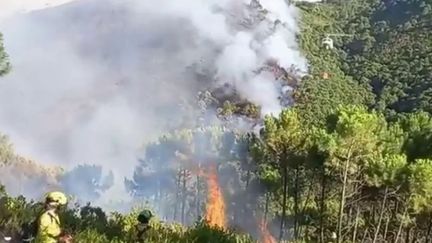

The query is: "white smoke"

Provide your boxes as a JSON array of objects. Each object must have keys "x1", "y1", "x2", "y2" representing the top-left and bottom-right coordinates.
[
  {"x1": 0, "y1": 0, "x2": 77, "y2": 21},
  {"x1": 0, "y1": 0, "x2": 307, "y2": 207}
]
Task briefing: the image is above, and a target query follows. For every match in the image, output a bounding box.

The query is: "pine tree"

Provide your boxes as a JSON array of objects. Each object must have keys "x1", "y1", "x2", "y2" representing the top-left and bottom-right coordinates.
[{"x1": 0, "y1": 33, "x2": 10, "y2": 76}]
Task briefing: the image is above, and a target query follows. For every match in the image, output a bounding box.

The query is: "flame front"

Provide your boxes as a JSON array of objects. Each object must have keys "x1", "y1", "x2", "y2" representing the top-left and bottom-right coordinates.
[
  {"x1": 205, "y1": 164, "x2": 226, "y2": 228},
  {"x1": 259, "y1": 218, "x2": 276, "y2": 243}
]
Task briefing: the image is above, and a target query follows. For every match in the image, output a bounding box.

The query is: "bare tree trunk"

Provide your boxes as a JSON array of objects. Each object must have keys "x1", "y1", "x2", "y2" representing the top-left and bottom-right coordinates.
[
  {"x1": 244, "y1": 167, "x2": 252, "y2": 227},
  {"x1": 395, "y1": 207, "x2": 408, "y2": 243},
  {"x1": 337, "y1": 155, "x2": 352, "y2": 243},
  {"x1": 412, "y1": 228, "x2": 418, "y2": 243},
  {"x1": 157, "y1": 179, "x2": 162, "y2": 214},
  {"x1": 405, "y1": 226, "x2": 411, "y2": 243},
  {"x1": 264, "y1": 193, "x2": 270, "y2": 223},
  {"x1": 393, "y1": 200, "x2": 399, "y2": 219},
  {"x1": 347, "y1": 204, "x2": 353, "y2": 231},
  {"x1": 319, "y1": 168, "x2": 327, "y2": 243},
  {"x1": 294, "y1": 165, "x2": 300, "y2": 239},
  {"x1": 383, "y1": 214, "x2": 390, "y2": 241},
  {"x1": 373, "y1": 186, "x2": 389, "y2": 243},
  {"x1": 299, "y1": 181, "x2": 314, "y2": 238},
  {"x1": 196, "y1": 162, "x2": 201, "y2": 221},
  {"x1": 173, "y1": 171, "x2": 180, "y2": 221},
  {"x1": 279, "y1": 165, "x2": 289, "y2": 242},
  {"x1": 361, "y1": 229, "x2": 368, "y2": 243},
  {"x1": 426, "y1": 214, "x2": 432, "y2": 243},
  {"x1": 181, "y1": 170, "x2": 187, "y2": 224},
  {"x1": 246, "y1": 169, "x2": 251, "y2": 189},
  {"x1": 352, "y1": 206, "x2": 360, "y2": 242}
]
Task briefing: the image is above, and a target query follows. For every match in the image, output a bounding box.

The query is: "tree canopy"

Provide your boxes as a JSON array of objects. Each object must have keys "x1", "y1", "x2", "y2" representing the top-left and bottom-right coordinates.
[
  {"x1": 0, "y1": 33, "x2": 10, "y2": 76},
  {"x1": 2, "y1": 0, "x2": 432, "y2": 242}
]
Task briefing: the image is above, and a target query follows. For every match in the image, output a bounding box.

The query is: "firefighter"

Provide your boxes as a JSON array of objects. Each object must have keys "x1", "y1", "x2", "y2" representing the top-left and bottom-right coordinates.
[
  {"x1": 35, "y1": 191, "x2": 71, "y2": 243},
  {"x1": 134, "y1": 209, "x2": 153, "y2": 242}
]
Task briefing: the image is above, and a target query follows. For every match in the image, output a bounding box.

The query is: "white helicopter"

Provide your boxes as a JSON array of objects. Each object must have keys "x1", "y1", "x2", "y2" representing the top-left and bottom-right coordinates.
[
  {"x1": 0, "y1": 231, "x2": 11, "y2": 242},
  {"x1": 322, "y1": 33, "x2": 354, "y2": 49}
]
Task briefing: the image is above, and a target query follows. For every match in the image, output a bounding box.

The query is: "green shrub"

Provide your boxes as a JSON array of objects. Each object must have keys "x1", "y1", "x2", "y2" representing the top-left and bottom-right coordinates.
[{"x1": 0, "y1": 191, "x2": 256, "y2": 243}]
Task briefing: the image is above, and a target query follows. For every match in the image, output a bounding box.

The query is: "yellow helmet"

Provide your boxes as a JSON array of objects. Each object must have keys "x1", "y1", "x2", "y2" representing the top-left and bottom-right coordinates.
[{"x1": 45, "y1": 191, "x2": 68, "y2": 206}]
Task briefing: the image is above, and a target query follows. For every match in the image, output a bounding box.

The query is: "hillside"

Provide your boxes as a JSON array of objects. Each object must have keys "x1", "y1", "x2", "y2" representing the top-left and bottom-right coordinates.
[
  {"x1": 341, "y1": 0, "x2": 432, "y2": 116},
  {"x1": 1, "y1": 0, "x2": 432, "y2": 242},
  {"x1": 295, "y1": 0, "x2": 432, "y2": 119}
]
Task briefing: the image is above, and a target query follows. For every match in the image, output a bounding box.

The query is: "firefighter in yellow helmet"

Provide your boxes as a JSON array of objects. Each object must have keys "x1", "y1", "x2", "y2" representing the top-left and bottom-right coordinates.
[{"x1": 35, "y1": 191, "x2": 72, "y2": 243}]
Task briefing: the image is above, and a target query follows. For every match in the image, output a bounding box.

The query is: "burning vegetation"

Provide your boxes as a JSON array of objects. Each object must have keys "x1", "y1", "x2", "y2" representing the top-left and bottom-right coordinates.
[
  {"x1": 0, "y1": 0, "x2": 307, "y2": 241},
  {"x1": 259, "y1": 218, "x2": 276, "y2": 243},
  {"x1": 124, "y1": 127, "x2": 277, "y2": 241},
  {"x1": 2, "y1": 0, "x2": 432, "y2": 241},
  {"x1": 204, "y1": 164, "x2": 226, "y2": 229}
]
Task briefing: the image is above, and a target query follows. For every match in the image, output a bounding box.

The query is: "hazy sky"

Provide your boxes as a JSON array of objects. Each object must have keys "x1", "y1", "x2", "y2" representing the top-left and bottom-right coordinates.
[
  {"x1": 0, "y1": 0, "x2": 79, "y2": 21},
  {"x1": 0, "y1": 0, "x2": 308, "y2": 206}
]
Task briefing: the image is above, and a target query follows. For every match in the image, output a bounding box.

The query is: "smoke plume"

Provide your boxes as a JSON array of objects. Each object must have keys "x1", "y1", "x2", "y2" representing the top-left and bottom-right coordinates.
[{"x1": 0, "y1": 0, "x2": 307, "y2": 206}]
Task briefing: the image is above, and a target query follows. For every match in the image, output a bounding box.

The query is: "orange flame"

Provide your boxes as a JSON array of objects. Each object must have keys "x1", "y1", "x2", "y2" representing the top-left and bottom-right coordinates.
[
  {"x1": 259, "y1": 218, "x2": 276, "y2": 243},
  {"x1": 205, "y1": 164, "x2": 226, "y2": 228}
]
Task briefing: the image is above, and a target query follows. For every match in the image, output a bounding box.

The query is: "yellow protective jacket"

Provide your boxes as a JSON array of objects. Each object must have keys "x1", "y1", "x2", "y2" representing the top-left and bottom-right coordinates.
[{"x1": 35, "y1": 210, "x2": 61, "y2": 243}]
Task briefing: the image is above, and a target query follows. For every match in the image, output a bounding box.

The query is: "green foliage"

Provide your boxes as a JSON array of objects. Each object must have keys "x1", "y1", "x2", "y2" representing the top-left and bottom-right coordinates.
[
  {"x1": 365, "y1": 154, "x2": 407, "y2": 187},
  {"x1": 295, "y1": 3, "x2": 374, "y2": 126},
  {"x1": 0, "y1": 33, "x2": 10, "y2": 76},
  {"x1": 0, "y1": 134, "x2": 14, "y2": 165},
  {"x1": 74, "y1": 229, "x2": 111, "y2": 243},
  {"x1": 250, "y1": 105, "x2": 432, "y2": 242},
  {"x1": 1, "y1": 0, "x2": 432, "y2": 241},
  {"x1": 188, "y1": 223, "x2": 253, "y2": 243},
  {"x1": 297, "y1": 0, "x2": 432, "y2": 122},
  {"x1": 400, "y1": 111, "x2": 432, "y2": 161},
  {"x1": 408, "y1": 159, "x2": 432, "y2": 213},
  {"x1": 0, "y1": 191, "x2": 255, "y2": 243},
  {"x1": 334, "y1": 0, "x2": 432, "y2": 114},
  {"x1": 3, "y1": 105, "x2": 432, "y2": 242}
]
